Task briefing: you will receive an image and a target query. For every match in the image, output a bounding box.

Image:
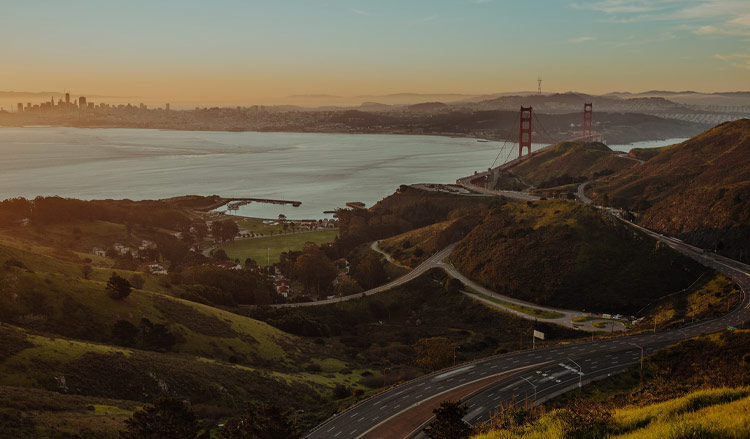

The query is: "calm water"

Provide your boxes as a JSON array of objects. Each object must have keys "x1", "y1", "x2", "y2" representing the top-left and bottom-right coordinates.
[{"x1": 0, "y1": 127, "x2": 681, "y2": 219}]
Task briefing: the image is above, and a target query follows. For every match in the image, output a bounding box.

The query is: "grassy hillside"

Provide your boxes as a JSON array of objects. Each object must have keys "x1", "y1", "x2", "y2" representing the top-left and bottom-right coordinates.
[
  {"x1": 0, "y1": 324, "x2": 372, "y2": 437},
  {"x1": 474, "y1": 387, "x2": 750, "y2": 439},
  {"x1": 0, "y1": 262, "x2": 300, "y2": 367},
  {"x1": 494, "y1": 141, "x2": 636, "y2": 191},
  {"x1": 450, "y1": 199, "x2": 704, "y2": 314},
  {"x1": 590, "y1": 119, "x2": 750, "y2": 262},
  {"x1": 219, "y1": 229, "x2": 338, "y2": 266}
]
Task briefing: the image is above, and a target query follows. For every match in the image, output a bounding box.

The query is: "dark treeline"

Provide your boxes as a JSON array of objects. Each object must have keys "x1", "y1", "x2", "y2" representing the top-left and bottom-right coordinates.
[{"x1": 0, "y1": 196, "x2": 192, "y2": 231}]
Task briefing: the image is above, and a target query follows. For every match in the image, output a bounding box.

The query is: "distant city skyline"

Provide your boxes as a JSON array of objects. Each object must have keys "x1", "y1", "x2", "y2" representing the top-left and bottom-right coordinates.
[{"x1": 2, "y1": 0, "x2": 749, "y2": 104}]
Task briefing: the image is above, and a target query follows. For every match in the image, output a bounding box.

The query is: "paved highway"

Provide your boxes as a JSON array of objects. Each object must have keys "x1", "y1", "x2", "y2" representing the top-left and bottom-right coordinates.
[
  {"x1": 304, "y1": 182, "x2": 750, "y2": 439},
  {"x1": 306, "y1": 240, "x2": 749, "y2": 438}
]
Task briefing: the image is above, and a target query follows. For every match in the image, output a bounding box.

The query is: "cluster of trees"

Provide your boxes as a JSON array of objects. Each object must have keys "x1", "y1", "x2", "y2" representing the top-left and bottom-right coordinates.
[
  {"x1": 0, "y1": 196, "x2": 193, "y2": 230},
  {"x1": 119, "y1": 397, "x2": 300, "y2": 439},
  {"x1": 111, "y1": 318, "x2": 177, "y2": 351},
  {"x1": 210, "y1": 220, "x2": 240, "y2": 242},
  {"x1": 175, "y1": 265, "x2": 276, "y2": 305},
  {"x1": 292, "y1": 243, "x2": 338, "y2": 295}
]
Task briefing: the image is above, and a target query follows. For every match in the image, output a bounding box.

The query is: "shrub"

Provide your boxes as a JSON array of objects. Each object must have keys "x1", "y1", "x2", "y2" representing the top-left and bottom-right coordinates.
[{"x1": 105, "y1": 273, "x2": 131, "y2": 300}]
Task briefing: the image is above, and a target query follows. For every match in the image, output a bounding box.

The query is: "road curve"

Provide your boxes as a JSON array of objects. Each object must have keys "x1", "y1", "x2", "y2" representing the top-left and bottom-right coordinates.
[
  {"x1": 271, "y1": 245, "x2": 455, "y2": 308},
  {"x1": 305, "y1": 241, "x2": 750, "y2": 439}
]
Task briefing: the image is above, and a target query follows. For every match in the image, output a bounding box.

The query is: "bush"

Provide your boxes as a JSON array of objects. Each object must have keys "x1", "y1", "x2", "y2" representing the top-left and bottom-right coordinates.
[
  {"x1": 3, "y1": 258, "x2": 27, "y2": 270},
  {"x1": 333, "y1": 384, "x2": 352, "y2": 399}
]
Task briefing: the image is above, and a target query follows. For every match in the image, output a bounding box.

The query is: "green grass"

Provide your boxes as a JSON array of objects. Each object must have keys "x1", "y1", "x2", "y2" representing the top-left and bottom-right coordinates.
[
  {"x1": 474, "y1": 387, "x2": 750, "y2": 439},
  {"x1": 465, "y1": 288, "x2": 565, "y2": 319},
  {"x1": 572, "y1": 316, "x2": 598, "y2": 322},
  {"x1": 640, "y1": 274, "x2": 739, "y2": 331},
  {"x1": 0, "y1": 325, "x2": 370, "y2": 429},
  {"x1": 218, "y1": 229, "x2": 338, "y2": 265}
]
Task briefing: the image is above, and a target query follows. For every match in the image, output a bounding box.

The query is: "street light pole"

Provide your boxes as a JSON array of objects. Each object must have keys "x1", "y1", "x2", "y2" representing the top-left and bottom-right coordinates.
[
  {"x1": 521, "y1": 376, "x2": 537, "y2": 402},
  {"x1": 568, "y1": 358, "x2": 583, "y2": 390},
  {"x1": 629, "y1": 342, "x2": 644, "y2": 386},
  {"x1": 453, "y1": 345, "x2": 461, "y2": 366}
]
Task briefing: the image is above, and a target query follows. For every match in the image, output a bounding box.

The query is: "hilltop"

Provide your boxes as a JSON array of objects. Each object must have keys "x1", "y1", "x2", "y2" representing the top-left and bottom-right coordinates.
[
  {"x1": 450, "y1": 199, "x2": 704, "y2": 315},
  {"x1": 589, "y1": 119, "x2": 750, "y2": 262},
  {"x1": 493, "y1": 141, "x2": 637, "y2": 193}
]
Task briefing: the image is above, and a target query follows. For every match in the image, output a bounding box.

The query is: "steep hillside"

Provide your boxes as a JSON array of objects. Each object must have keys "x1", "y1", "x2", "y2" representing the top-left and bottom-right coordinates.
[
  {"x1": 590, "y1": 119, "x2": 750, "y2": 262},
  {"x1": 494, "y1": 141, "x2": 636, "y2": 191},
  {"x1": 450, "y1": 200, "x2": 704, "y2": 314}
]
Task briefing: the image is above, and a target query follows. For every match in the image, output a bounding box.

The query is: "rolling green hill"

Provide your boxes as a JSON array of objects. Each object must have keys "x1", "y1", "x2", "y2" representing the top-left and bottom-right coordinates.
[{"x1": 450, "y1": 199, "x2": 704, "y2": 314}]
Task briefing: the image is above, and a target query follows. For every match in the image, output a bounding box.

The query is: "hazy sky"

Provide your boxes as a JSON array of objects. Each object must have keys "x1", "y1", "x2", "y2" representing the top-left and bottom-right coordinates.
[{"x1": 2, "y1": 0, "x2": 749, "y2": 104}]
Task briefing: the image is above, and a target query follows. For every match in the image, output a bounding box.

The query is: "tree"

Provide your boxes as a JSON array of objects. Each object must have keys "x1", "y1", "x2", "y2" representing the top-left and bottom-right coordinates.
[
  {"x1": 423, "y1": 401, "x2": 473, "y2": 439},
  {"x1": 192, "y1": 221, "x2": 208, "y2": 242},
  {"x1": 335, "y1": 277, "x2": 363, "y2": 297},
  {"x1": 139, "y1": 318, "x2": 177, "y2": 351},
  {"x1": 120, "y1": 397, "x2": 199, "y2": 439},
  {"x1": 112, "y1": 320, "x2": 139, "y2": 347},
  {"x1": 292, "y1": 244, "x2": 337, "y2": 295},
  {"x1": 106, "y1": 273, "x2": 132, "y2": 299},
  {"x1": 244, "y1": 258, "x2": 258, "y2": 269},
  {"x1": 353, "y1": 253, "x2": 386, "y2": 289},
  {"x1": 414, "y1": 337, "x2": 454, "y2": 371},
  {"x1": 211, "y1": 220, "x2": 240, "y2": 242},
  {"x1": 444, "y1": 278, "x2": 462, "y2": 295},
  {"x1": 212, "y1": 249, "x2": 230, "y2": 261},
  {"x1": 220, "y1": 404, "x2": 299, "y2": 439},
  {"x1": 81, "y1": 264, "x2": 93, "y2": 279}
]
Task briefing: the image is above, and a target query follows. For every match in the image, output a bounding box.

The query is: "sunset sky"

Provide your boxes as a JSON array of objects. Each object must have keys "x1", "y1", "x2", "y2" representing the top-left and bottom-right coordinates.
[{"x1": 2, "y1": 0, "x2": 749, "y2": 105}]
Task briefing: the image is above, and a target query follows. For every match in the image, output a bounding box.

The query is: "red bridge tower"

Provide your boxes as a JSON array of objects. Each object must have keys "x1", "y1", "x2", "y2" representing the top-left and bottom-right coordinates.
[
  {"x1": 519, "y1": 106, "x2": 532, "y2": 158},
  {"x1": 583, "y1": 102, "x2": 593, "y2": 138}
]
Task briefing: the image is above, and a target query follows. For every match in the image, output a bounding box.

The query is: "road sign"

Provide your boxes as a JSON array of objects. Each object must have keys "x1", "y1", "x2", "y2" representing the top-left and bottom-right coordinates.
[{"x1": 533, "y1": 330, "x2": 545, "y2": 340}]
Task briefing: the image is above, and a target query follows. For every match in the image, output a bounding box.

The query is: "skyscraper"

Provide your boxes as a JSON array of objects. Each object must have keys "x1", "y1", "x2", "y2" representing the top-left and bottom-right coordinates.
[
  {"x1": 79, "y1": 96, "x2": 87, "y2": 109},
  {"x1": 17, "y1": 103, "x2": 23, "y2": 113},
  {"x1": 65, "y1": 92, "x2": 70, "y2": 105}
]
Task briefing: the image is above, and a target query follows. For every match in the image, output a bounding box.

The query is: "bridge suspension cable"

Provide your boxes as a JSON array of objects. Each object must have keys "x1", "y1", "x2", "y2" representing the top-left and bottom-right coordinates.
[
  {"x1": 490, "y1": 113, "x2": 518, "y2": 169},
  {"x1": 531, "y1": 110, "x2": 561, "y2": 146}
]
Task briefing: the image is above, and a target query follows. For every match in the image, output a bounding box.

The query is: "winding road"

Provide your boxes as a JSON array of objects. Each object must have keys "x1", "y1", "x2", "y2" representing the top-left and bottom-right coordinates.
[
  {"x1": 303, "y1": 170, "x2": 750, "y2": 438},
  {"x1": 306, "y1": 238, "x2": 750, "y2": 439}
]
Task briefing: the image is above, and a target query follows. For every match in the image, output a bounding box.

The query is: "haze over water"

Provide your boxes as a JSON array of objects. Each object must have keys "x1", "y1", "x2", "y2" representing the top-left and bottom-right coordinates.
[{"x1": 0, "y1": 127, "x2": 678, "y2": 219}]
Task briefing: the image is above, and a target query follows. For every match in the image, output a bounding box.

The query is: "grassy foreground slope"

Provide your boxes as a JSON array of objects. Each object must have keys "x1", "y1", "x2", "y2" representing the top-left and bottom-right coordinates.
[
  {"x1": 450, "y1": 199, "x2": 704, "y2": 314},
  {"x1": 590, "y1": 119, "x2": 750, "y2": 262},
  {"x1": 474, "y1": 387, "x2": 750, "y2": 439}
]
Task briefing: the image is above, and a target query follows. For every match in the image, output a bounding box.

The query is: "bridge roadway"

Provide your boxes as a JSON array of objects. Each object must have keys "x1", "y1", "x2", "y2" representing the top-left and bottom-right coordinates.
[{"x1": 306, "y1": 221, "x2": 750, "y2": 439}]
